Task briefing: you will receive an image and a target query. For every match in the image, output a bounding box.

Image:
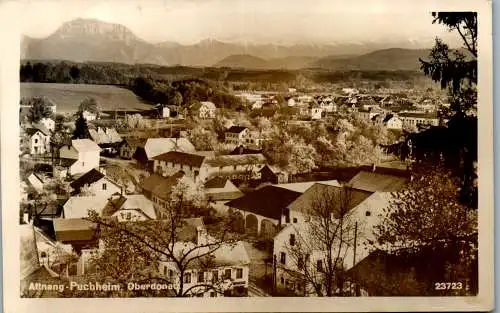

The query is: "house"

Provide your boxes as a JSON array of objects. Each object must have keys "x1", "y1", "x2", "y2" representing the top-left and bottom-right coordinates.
[
  {"x1": 192, "y1": 101, "x2": 217, "y2": 119},
  {"x1": 203, "y1": 177, "x2": 244, "y2": 213},
  {"x1": 133, "y1": 137, "x2": 196, "y2": 166},
  {"x1": 52, "y1": 218, "x2": 98, "y2": 250},
  {"x1": 82, "y1": 110, "x2": 97, "y2": 121},
  {"x1": 69, "y1": 168, "x2": 122, "y2": 197},
  {"x1": 383, "y1": 114, "x2": 403, "y2": 130},
  {"x1": 287, "y1": 98, "x2": 296, "y2": 107},
  {"x1": 273, "y1": 187, "x2": 391, "y2": 296},
  {"x1": 224, "y1": 126, "x2": 250, "y2": 145},
  {"x1": 119, "y1": 138, "x2": 146, "y2": 159},
  {"x1": 33, "y1": 226, "x2": 74, "y2": 270},
  {"x1": 347, "y1": 171, "x2": 407, "y2": 192},
  {"x1": 39, "y1": 117, "x2": 55, "y2": 132},
  {"x1": 225, "y1": 185, "x2": 302, "y2": 237},
  {"x1": 62, "y1": 195, "x2": 110, "y2": 219},
  {"x1": 158, "y1": 219, "x2": 250, "y2": 297},
  {"x1": 259, "y1": 165, "x2": 289, "y2": 184},
  {"x1": 101, "y1": 194, "x2": 157, "y2": 222},
  {"x1": 398, "y1": 112, "x2": 439, "y2": 128},
  {"x1": 152, "y1": 151, "x2": 267, "y2": 183},
  {"x1": 59, "y1": 139, "x2": 100, "y2": 176},
  {"x1": 230, "y1": 145, "x2": 263, "y2": 156},
  {"x1": 25, "y1": 124, "x2": 51, "y2": 155},
  {"x1": 311, "y1": 106, "x2": 323, "y2": 120}
]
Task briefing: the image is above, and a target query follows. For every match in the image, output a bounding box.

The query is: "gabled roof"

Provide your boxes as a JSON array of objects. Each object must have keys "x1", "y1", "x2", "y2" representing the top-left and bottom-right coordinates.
[
  {"x1": 226, "y1": 126, "x2": 248, "y2": 134},
  {"x1": 70, "y1": 169, "x2": 105, "y2": 190},
  {"x1": 226, "y1": 185, "x2": 302, "y2": 220},
  {"x1": 72, "y1": 139, "x2": 100, "y2": 152},
  {"x1": 204, "y1": 176, "x2": 228, "y2": 189},
  {"x1": 25, "y1": 123, "x2": 50, "y2": 136},
  {"x1": 200, "y1": 101, "x2": 216, "y2": 110},
  {"x1": 143, "y1": 138, "x2": 195, "y2": 159},
  {"x1": 274, "y1": 180, "x2": 340, "y2": 193},
  {"x1": 287, "y1": 184, "x2": 373, "y2": 217},
  {"x1": 63, "y1": 196, "x2": 110, "y2": 219},
  {"x1": 53, "y1": 218, "x2": 95, "y2": 242},
  {"x1": 347, "y1": 171, "x2": 407, "y2": 192},
  {"x1": 140, "y1": 171, "x2": 191, "y2": 201},
  {"x1": 103, "y1": 194, "x2": 156, "y2": 220},
  {"x1": 204, "y1": 154, "x2": 267, "y2": 167},
  {"x1": 153, "y1": 151, "x2": 206, "y2": 168}
]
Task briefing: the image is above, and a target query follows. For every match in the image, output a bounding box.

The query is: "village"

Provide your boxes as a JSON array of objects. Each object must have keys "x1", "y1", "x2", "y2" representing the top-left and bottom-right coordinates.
[{"x1": 19, "y1": 82, "x2": 450, "y2": 298}]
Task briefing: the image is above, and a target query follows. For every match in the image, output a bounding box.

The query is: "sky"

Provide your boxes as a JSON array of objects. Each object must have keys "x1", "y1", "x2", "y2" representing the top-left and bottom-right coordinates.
[{"x1": 15, "y1": 0, "x2": 464, "y2": 46}]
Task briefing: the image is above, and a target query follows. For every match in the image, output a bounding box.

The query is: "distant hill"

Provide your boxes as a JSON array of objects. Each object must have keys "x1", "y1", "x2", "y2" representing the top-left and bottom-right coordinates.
[
  {"x1": 311, "y1": 48, "x2": 431, "y2": 71},
  {"x1": 22, "y1": 19, "x2": 436, "y2": 67},
  {"x1": 214, "y1": 54, "x2": 270, "y2": 69}
]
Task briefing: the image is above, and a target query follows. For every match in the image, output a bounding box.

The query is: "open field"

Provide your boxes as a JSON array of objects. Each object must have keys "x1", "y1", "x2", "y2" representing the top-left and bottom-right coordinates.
[{"x1": 21, "y1": 83, "x2": 153, "y2": 114}]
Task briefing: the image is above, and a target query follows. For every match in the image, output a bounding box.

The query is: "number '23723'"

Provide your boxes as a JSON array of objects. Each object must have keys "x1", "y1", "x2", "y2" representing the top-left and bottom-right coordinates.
[{"x1": 435, "y1": 282, "x2": 463, "y2": 290}]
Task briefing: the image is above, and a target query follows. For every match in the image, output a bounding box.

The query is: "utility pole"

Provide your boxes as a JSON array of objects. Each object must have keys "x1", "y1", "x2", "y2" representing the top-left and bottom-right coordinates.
[{"x1": 352, "y1": 221, "x2": 358, "y2": 296}]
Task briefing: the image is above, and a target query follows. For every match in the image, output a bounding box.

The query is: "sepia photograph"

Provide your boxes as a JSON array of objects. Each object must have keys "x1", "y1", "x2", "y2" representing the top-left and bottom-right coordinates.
[{"x1": 0, "y1": 0, "x2": 493, "y2": 311}]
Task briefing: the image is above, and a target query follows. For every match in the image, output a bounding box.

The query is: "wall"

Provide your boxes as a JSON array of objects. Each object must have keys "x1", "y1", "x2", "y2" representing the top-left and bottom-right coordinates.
[
  {"x1": 84, "y1": 177, "x2": 121, "y2": 198},
  {"x1": 69, "y1": 150, "x2": 100, "y2": 176},
  {"x1": 112, "y1": 209, "x2": 148, "y2": 222}
]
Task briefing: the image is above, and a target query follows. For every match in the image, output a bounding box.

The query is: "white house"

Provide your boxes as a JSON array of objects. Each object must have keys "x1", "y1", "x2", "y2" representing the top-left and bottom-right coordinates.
[
  {"x1": 194, "y1": 101, "x2": 217, "y2": 119},
  {"x1": 224, "y1": 126, "x2": 250, "y2": 145},
  {"x1": 287, "y1": 98, "x2": 296, "y2": 107},
  {"x1": 59, "y1": 139, "x2": 100, "y2": 176},
  {"x1": 25, "y1": 125, "x2": 51, "y2": 155},
  {"x1": 158, "y1": 219, "x2": 250, "y2": 297},
  {"x1": 273, "y1": 189, "x2": 391, "y2": 296},
  {"x1": 383, "y1": 115, "x2": 403, "y2": 130},
  {"x1": 69, "y1": 168, "x2": 122, "y2": 197},
  {"x1": 311, "y1": 107, "x2": 323, "y2": 120},
  {"x1": 152, "y1": 151, "x2": 267, "y2": 183}
]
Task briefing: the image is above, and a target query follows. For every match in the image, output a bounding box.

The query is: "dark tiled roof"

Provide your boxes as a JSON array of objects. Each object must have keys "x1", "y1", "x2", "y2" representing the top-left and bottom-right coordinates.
[
  {"x1": 229, "y1": 146, "x2": 263, "y2": 155},
  {"x1": 152, "y1": 151, "x2": 206, "y2": 168},
  {"x1": 226, "y1": 126, "x2": 248, "y2": 134},
  {"x1": 383, "y1": 114, "x2": 395, "y2": 123},
  {"x1": 53, "y1": 219, "x2": 96, "y2": 242},
  {"x1": 347, "y1": 171, "x2": 407, "y2": 192},
  {"x1": 204, "y1": 176, "x2": 228, "y2": 189},
  {"x1": 287, "y1": 184, "x2": 373, "y2": 218},
  {"x1": 204, "y1": 154, "x2": 266, "y2": 167},
  {"x1": 398, "y1": 112, "x2": 438, "y2": 119},
  {"x1": 141, "y1": 171, "x2": 186, "y2": 200},
  {"x1": 70, "y1": 169, "x2": 104, "y2": 189},
  {"x1": 226, "y1": 185, "x2": 302, "y2": 220}
]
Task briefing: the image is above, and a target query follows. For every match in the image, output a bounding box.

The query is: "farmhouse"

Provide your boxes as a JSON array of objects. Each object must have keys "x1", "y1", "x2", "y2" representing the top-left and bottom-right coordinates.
[
  {"x1": 69, "y1": 168, "x2": 122, "y2": 197},
  {"x1": 273, "y1": 187, "x2": 391, "y2": 296},
  {"x1": 101, "y1": 194, "x2": 156, "y2": 222},
  {"x1": 152, "y1": 151, "x2": 267, "y2": 183},
  {"x1": 224, "y1": 126, "x2": 250, "y2": 145},
  {"x1": 59, "y1": 139, "x2": 100, "y2": 176},
  {"x1": 25, "y1": 124, "x2": 51, "y2": 155},
  {"x1": 119, "y1": 138, "x2": 146, "y2": 159}
]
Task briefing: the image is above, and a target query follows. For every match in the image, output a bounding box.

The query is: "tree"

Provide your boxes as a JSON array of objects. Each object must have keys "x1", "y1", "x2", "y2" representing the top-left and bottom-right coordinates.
[
  {"x1": 188, "y1": 125, "x2": 218, "y2": 151},
  {"x1": 413, "y1": 12, "x2": 478, "y2": 207},
  {"x1": 285, "y1": 138, "x2": 317, "y2": 176},
  {"x1": 73, "y1": 112, "x2": 90, "y2": 139},
  {"x1": 78, "y1": 97, "x2": 99, "y2": 114},
  {"x1": 282, "y1": 186, "x2": 359, "y2": 296},
  {"x1": 22, "y1": 97, "x2": 54, "y2": 124},
  {"x1": 85, "y1": 182, "x2": 241, "y2": 297},
  {"x1": 171, "y1": 91, "x2": 183, "y2": 107},
  {"x1": 374, "y1": 166, "x2": 478, "y2": 295}
]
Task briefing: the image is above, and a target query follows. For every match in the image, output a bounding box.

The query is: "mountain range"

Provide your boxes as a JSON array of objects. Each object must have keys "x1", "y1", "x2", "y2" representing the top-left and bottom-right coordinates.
[{"x1": 21, "y1": 18, "x2": 433, "y2": 70}]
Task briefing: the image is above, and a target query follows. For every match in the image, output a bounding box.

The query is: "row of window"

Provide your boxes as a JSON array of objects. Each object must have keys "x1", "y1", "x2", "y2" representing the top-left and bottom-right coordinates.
[
  {"x1": 163, "y1": 267, "x2": 244, "y2": 284},
  {"x1": 279, "y1": 252, "x2": 323, "y2": 271}
]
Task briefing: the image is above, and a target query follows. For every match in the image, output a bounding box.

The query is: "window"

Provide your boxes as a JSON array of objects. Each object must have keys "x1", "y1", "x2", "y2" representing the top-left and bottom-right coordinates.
[
  {"x1": 163, "y1": 266, "x2": 168, "y2": 276},
  {"x1": 102, "y1": 183, "x2": 107, "y2": 190},
  {"x1": 196, "y1": 293, "x2": 203, "y2": 297},
  {"x1": 236, "y1": 268, "x2": 243, "y2": 279},
  {"x1": 316, "y1": 260, "x2": 323, "y2": 272},
  {"x1": 365, "y1": 211, "x2": 371, "y2": 216},
  {"x1": 34, "y1": 139, "x2": 38, "y2": 143},
  {"x1": 284, "y1": 209, "x2": 290, "y2": 223},
  {"x1": 126, "y1": 212, "x2": 132, "y2": 220},
  {"x1": 212, "y1": 270, "x2": 218, "y2": 282},
  {"x1": 210, "y1": 291, "x2": 216, "y2": 297},
  {"x1": 168, "y1": 269, "x2": 173, "y2": 278},
  {"x1": 40, "y1": 251, "x2": 47, "y2": 258},
  {"x1": 224, "y1": 269, "x2": 231, "y2": 279},
  {"x1": 297, "y1": 256, "x2": 304, "y2": 269},
  {"x1": 197, "y1": 271, "x2": 205, "y2": 283},
  {"x1": 184, "y1": 272, "x2": 191, "y2": 284},
  {"x1": 293, "y1": 218, "x2": 298, "y2": 223},
  {"x1": 219, "y1": 166, "x2": 223, "y2": 171},
  {"x1": 280, "y1": 252, "x2": 286, "y2": 264},
  {"x1": 280, "y1": 276, "x2": 284, "y2": 284},
  {"x1": 289, "y1": 234, "x2": 296, "y2": 246},
  {"x1": 233, "y1": 165, "x2": 237, "y2": 171}
]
